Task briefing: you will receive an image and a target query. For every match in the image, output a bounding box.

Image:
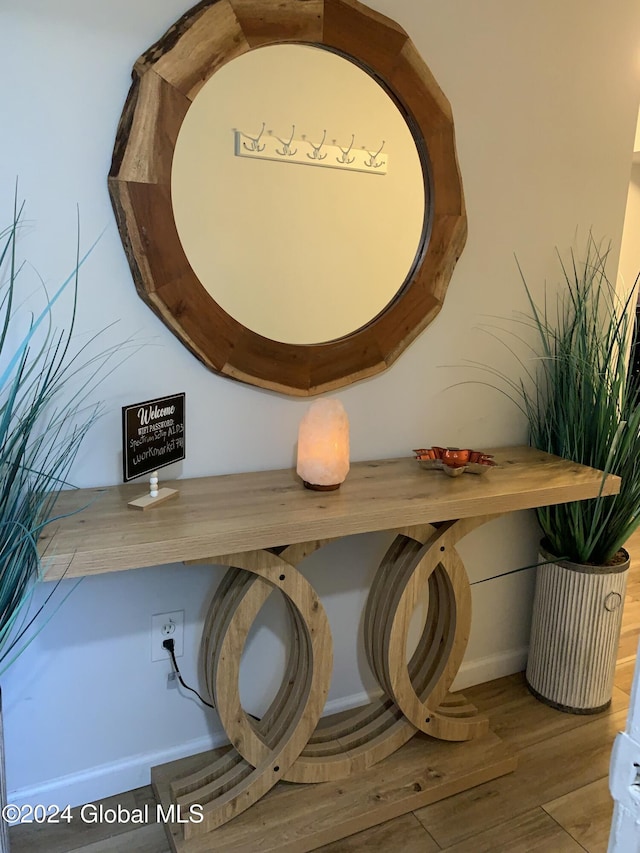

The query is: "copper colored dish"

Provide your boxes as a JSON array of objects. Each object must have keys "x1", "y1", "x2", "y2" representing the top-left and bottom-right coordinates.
[{"x1": 412, "y1": 447, "x2": 496, "y2": 477}]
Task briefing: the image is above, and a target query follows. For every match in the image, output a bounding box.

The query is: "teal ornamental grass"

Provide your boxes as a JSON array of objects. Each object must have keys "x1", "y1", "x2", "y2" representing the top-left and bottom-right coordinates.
[{"x1": 0, "y1": 196, "x2": 123, "y2": 675}]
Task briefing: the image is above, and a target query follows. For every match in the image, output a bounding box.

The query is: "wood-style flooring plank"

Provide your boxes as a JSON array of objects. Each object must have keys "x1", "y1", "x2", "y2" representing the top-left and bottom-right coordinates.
[
  {"x1": 318, "y1": 812, "x2": 439, "y2": 852},
  {"x1": 439, "y1": 807, "x2": 585, "y2": 853},
  {"x1": 464, "y1": 672, "x2": 629, "y2": 753},
  {"x1": 614, "y1": 658, "x2": 635, "y2": 694},
  {"x1": 413, "y1": 708, "x2": 627, "y2": 848},
  {"x1": 622, "y1": 529, "x2": 640, "y2": 601},
  {"x1": 75, "y1": 823, "x2": 170, "y2": 853},
  {"x1": 618, "y1": 590, "x2": 640, "y2": 659},
  {"x1": 543, "y1": 777, "x2": 612, "y2": 853},
  {"x1": 615, "y1": 624, "x2": 640, "y2": 661},
  {"x1": 9, "y1": 786, "x2": 157, "y2": 853}
]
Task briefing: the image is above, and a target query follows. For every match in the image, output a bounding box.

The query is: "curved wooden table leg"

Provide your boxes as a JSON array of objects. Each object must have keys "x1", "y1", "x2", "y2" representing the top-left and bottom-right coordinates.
[
  {"x1": 192, "y1": 543, "x2": 419, "y2": 787},
  {"x1": 174, "y1": 512, "x2": 504, "y2": 838},
  {"x1": 371, "y1": 516, "x2": 503, "y2": 741},
  {"x1": 173, "y1": 547, "x2": 333, "y2": 839}
]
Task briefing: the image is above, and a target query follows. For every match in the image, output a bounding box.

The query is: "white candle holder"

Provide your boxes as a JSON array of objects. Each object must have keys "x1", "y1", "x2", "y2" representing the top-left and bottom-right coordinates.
[{"x1": 128, "y1": 470, "x2": 179, "y2": 511}]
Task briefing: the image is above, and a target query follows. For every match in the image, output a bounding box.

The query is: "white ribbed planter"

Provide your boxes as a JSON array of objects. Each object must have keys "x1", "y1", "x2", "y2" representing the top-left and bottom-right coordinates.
[{"x1": 526, "y1": 542, "x2": 629, "y2": 714}]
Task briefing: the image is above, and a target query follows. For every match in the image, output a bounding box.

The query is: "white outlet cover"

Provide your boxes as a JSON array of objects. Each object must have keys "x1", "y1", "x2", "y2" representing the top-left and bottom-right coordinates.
[{"x1": 151, "y1": 610, "x2": 184, "y2": 662}]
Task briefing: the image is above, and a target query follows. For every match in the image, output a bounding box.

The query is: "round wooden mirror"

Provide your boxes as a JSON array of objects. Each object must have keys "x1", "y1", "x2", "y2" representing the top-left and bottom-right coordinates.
[
  {"x1": 108, "y1": 0, "x2": 466, "y2": 396},
  {"x1": 171, "y1": 43, "x2": 426, "y2": 346}
]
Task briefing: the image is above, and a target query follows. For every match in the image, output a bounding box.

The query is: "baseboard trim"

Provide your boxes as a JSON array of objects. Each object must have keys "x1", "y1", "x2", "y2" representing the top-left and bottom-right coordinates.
[
  {"x1": 8, "y1": 734, "x2": 227, "y2": 814},
  {"x1": 452, "y1": 646, "x2": 528, "y2": 691},
  {"x1": 9, "y1": 649, "x2": 527, "y2": 811}
]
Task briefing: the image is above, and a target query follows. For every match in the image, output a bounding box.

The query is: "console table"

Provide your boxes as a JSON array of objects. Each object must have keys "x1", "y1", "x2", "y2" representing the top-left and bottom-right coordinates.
[{"x1": 43, "y1": 447, "x2": 619, "y2": 852}]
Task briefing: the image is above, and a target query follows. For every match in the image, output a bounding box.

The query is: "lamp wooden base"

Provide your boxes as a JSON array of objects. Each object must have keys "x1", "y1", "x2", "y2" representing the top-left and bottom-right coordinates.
[{"x1": 152, "y1": 727, "x2": 516, "y2": 853}]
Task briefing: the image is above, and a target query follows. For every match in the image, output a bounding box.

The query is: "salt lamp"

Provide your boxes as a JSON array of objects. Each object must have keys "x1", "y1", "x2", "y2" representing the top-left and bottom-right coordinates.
[{"x1": 296, "y1": 399, "x2": 350, "y2": 490}]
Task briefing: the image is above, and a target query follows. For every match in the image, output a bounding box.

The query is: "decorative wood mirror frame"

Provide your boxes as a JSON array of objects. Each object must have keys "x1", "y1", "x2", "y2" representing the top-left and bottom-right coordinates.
[{"x1": 108, "y1": 0, "x2": 466, "y2": 396}]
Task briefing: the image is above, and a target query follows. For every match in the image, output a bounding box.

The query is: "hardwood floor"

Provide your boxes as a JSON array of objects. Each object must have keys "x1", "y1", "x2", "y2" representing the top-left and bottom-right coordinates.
[{"x1": 12, "y1": 530, "x2": 640, "y2": 852}]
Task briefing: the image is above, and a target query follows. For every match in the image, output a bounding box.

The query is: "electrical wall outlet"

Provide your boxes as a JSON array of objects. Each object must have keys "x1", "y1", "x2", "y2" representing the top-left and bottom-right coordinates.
[{"x1": 151, "y1": 610, "x2": 184, "y2": 662}]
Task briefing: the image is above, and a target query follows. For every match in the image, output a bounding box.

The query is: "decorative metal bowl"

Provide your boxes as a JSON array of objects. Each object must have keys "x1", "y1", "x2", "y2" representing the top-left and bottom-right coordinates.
[{"x1": 412, "y1": 447, "x2": 496, "y2": 477}]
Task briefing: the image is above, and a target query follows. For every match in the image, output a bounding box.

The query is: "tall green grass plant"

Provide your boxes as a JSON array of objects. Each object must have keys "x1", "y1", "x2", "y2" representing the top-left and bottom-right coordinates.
[
  {"x1": 505, "y1": 236, "x2": 640, "y2": 565},
  {"x1": 0, "y1": 197, "x2": 121, "y2": 675}
]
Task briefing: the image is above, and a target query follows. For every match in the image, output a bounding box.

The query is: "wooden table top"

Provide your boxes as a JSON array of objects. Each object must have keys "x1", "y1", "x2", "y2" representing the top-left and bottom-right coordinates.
[{"x1": 40, "y1": 447, "x2": 619, "y2": 580}]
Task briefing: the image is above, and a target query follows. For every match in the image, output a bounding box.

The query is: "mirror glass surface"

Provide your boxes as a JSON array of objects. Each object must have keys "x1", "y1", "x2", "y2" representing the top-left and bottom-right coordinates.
[{"x1": 171, "y1": 44, "x2": 426, "y2": 345}]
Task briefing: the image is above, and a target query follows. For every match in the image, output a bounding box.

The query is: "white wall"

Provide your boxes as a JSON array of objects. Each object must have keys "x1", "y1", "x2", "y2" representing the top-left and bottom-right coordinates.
[{"x1": 1, "y1": 0, "x2": 639, "y2": 808}]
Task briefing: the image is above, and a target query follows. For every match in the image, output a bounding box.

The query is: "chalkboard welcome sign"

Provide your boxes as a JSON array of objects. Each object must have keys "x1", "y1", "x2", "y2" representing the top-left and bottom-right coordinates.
[{"x1": 122, "y1": 393, "x2": 185, "y2": 482}]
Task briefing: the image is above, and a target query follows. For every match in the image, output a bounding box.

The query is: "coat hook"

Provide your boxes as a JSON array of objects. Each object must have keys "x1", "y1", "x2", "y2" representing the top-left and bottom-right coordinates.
[
  {"x1": 241, "y1": 122, "x2": 266, "y2": 152},
  {"x1": 274, "y1": 125, "x2": 297, "y2": 156},
  {"x1": 336, "y1": 134, "x2": 355, "y2": 165},
  {"x1": 306, "y1": 129, "x2": 327, "y2": 161},
  {"x1": 364, "y1": 140, "x2": 386, "y2": 169}
]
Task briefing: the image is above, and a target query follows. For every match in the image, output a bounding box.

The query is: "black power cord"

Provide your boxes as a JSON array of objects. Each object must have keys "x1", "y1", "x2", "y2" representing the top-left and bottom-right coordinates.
[
  {"x1": 162, "y1": 638, "x2": 216, "y2": 710},
  {"x1": 163, "y1": 638, "x2": 262, "y2": 721}
]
